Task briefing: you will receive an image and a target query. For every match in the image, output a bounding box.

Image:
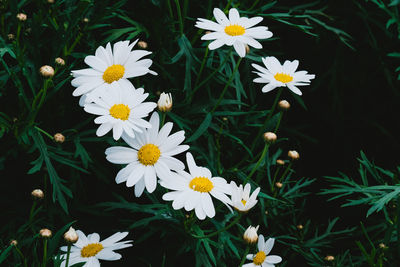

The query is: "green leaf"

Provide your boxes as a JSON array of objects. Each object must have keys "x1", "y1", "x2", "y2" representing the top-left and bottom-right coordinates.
[{"x1": 186, "y1": 113, "x2": 212, "y2": 143}]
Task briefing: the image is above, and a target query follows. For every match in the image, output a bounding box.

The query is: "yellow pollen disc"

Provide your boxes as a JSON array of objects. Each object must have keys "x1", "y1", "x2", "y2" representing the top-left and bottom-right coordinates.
[
  {"x1": 138, "y1": 144, "x2": 161, "y2": 166},
  {"x1": 103, "y1": 64, "x2": 125, "y2": 83},
  {"x1": 274, "y1": 73, "x2": 293, "y2": 83},
  {"x1": 224, "y1": 24, "x2": 245, "y2": 36},
  {"x1": 109, "y1": 104, "x2": 130, "y2": 120},
  {"x1": 241, "y1": 199, "x2": 247, "y2": 206},
  {"x1": 189, "y1": 177, "x2": 214, "y2": 193},
  {"x1": 253, "y1": 251, "x2": 267, "y2": 265},
  {"x1": 81, "y1": 243, "x2": 103, "y2": 258}
]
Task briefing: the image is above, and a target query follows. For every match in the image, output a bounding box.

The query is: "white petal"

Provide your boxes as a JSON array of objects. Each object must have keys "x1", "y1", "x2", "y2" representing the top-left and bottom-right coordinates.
[
  {"x1": 112, "y1": 122, "x2": 123, "y2": 140},
  {"x1": 105, "y1": 146, "x2": 137, "y2": 164},
  {"x1": 228, "y1": 8, "x2": 240, "y2": 24},
  {"x1": 201, "y1": 193, "x2": 215, "y2": 218},
  {"x1": 87, "y1": 233, "x2": 100, "y2": 243},
  {"x1": 287, "y1": 84, "x2": 302, "y2": 95},
  {"x1": 134, "y1": 178, "x2": 146, "y2": 197},
  {"x1": 261, "y1": 83, "x2": 278, "y2": 93},
  {"x1": 84, "y1": 55, "x2": 108, "y2": 72},
  {"x1": 233, "y1": 41, "x2": 246, "y2": 58},
  {"x1": 265, "y1": 255, "x2": 282, "y2": 264},
  {"x1": 96, "y1": 249, "x2": 121, "y2": 261},
  {"x1": 126, "y1": 164, "x2": 145, "y2": 187},
  {"x1": 258, "y1": 234, "x2": 265, "y2": 252},
  {"x1": 101, "y1": 232, "x2": 129, "y2": 247},
  {"x1": 96, "y1": 122, "x2": 113, "y2": 137},
  {"x1": 264, "y1": 238, "x2": 275, "y2": 254},
  {"x1": 208, "y1": 38, "x2": 226, "y2": 50},
  {"x1": 144, "y1": 166, "x2": 157, "y2": 193}
]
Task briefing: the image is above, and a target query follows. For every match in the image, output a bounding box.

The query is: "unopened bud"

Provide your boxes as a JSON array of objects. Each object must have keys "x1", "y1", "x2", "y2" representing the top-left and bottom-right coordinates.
[
  {"x1": 39, "y1": 65, "x2": 54, "y2": 78},
  {"x1": 276, "y1": 159, "x2": 285, "y2": 166},
  {"x1": 296, "y1": 224, "x2": 303, "y2": 230},
  {"x1": 245, "y1": 44, "x2": 250, "y2": 55},
  {"x1": 324, "y1": 255, "x2": 334, "y2": 261},
  {"x1": 54, "y1": 133, "x2": 65, "y2": 143},
  {"x1": 379, "y1": 243, "x2": 388, "y2": 249},
  {"x1": 243, "y1": 225, "x2": 259, "y2": 244},
  {"x1": 222, "y1": 117, "x2": 228, "y2": 121},
  {"x1": 31, "y1": 189, "x2": 44, "y2": 199},
  {"x1": 278, "y1": 100, "x2": 290, "y2": 111},
  {"x1": 64, "y1": 227, "x2": 78, "y2": 243},
  {"x1": 288, "y1": 150, "x2": 300, "y2": 160},
  {"x1": 7, "y1": 34, "x2": 15, "y2": 40},
  {"x1": 10, "y1": 240, "x2": 18, "y2": 246},
  {"x1": 263, "y1": 132, "x2": 277, "y2": 144},
  {"x1": 47, "y1": 0, "x2": 54, "y2": 3},
  {"x1": 275, "y1": 182, "x2": 283, "y2": 188},
  {"x1": 55, "y1": 57, "x2": 65, "y2": 66},
  {"x1": 83, "y1": 17, "x2": 89, "y2": 23},
  {"x1": 158, "y1": 92, "x2": 172, "y2": 112},
  {"x1": 16, "y1": 13, "x2": 27, "y2": 21},
  {"x1": 39, "y1": 228, "x2": 52, "y2": 238},
  {"x1": 137, "y1": 41, "x2": 148, "y2": 49}
]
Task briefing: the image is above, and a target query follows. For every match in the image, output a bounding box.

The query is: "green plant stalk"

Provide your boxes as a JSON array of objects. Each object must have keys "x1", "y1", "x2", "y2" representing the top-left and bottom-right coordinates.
[
  {"x1": 42, "y1": 239, "x2": 48, "y2": 267},
  {"x1": 279, "y1": 162, "x2": 293, "y2": 182},
  {"x1": 245, "y1": 143, "x2": 269, "y2": 184},
  {"x1": 30, "y1": 79, "x2": 52, "y2": 125},
  {"x1": 161, "y1": 112, "x2": 167, "y2": 127},
  {"x1": 274, "y1": 112, "x2": 284, "y2": 133},
  {"x1": 251, "y1": 87, "x2": 283, "y2": 151},
  {"x1": 271, "y1": 165, "x2": 282, "y2": 192},
  {"x1": 14, "y1": 245, "x2": 28, "y2": 267},
  {"x1": 239, "y1": 245, "x2": 250, "y2": 266},
  {"x1": 397, "y1": 196, "x2": 400, "y2": 257},
  {"x1": 34, "y1": 126, "x2": 54, "y2": 140},
  {"x1": 192, "y1": 214, "x2": 241, "y2": 239},
  {"x1": 65, "y1": 32, "x2": 83, "y2": 57},
  {"x1": 166, "y1": 0, "x2": 174, "y2": 18},
  {"x1": 249, "y1": 0, "x2": 261, "y2": 10},
  {"x1": 65, "y1": 244, "x2": 72, "y2": 267},
  {"x1": 16, "y1": 23, "x2": 22, "y2": 42},
  {"x1": 211, "y1": 57, "x2": 242, "y2": 113},
  {"x1": 28, "y1": 200, "x2": 37, "y2": 225},
  {"x1": 224, "y1": 0, "x2": 233, "y2": 11},
  {"x1": 174, "y1": 0, "x2": 184, "y2": 35},
  {"x1": 194, "y1": 47, "x2": 209, "y2": 88}
]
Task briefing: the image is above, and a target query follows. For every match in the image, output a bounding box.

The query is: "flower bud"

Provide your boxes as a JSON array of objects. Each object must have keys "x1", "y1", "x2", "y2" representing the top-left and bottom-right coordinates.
[
  {"x1": 39, "y1": 228, "x2": 52, "y2": 238},
  {"x1": 288, "y1": 150, "x2": 300, "y2": 160},
  {"x1": 7, "y1": 34, "x2": 15, "y2": 40},
  {"x1": 245, "y1": 44, "x2": 250, "y2": 55},
  {"x1": 83, "y1": 17, "x2": 89, "y2": 23},
  {"x1": 55, "y1": 57, "x2": 65, "y2": 66},
  {"x1": 16, "y1": 13, "x2": 27, "y2": 21},
  {"x1": 64, "y1": 227, "x2": 79, "y2": 243},
  {"x1": 158, "y1": 92, "x2": 172, "y2": 112},
  {"x1": 137, "y1": 41, "x2": 148, "y2": 49},
  {"x1": 54, "y1": 133, "x2": 65, "y2": 143},
  {"x1": 324, "y1": 255, "x2": 334, "y2": 261},
  {"x1": 278, "y1": 100, "x2": 290, "y2": 111},
  {"x1": 263, "y1": 132, "x2": 277, "y2": 144},
  {"x1": 31, "y1": 189, "x2": 44, "y2": 199},
  {"x1": 275, "y1": 182, "x2": 283, "y2": 188},
  {"x1": 10, "y1": 240, "x2": 18, "y2": 246},
  {"x1": 243, "y1": 225, "x2": 259, "y2": 244},
  {"x1": 296, "y1": 224, "x2": 303, "y2": 230},
  {"x1": 39, "y1": 65, "x2": 55, "y2": 78},
  {"x1": 276, "y1": 159, "x2": 285, "y2": 166},
  {"x1": 379, "y1": 243, "x2": 388, "y2": 249},
  {"x1": 47, "y1": 0, "x2": 54, "y2": 3}
]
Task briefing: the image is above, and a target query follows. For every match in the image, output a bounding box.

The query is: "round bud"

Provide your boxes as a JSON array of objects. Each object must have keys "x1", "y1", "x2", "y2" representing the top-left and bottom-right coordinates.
[
  {"x1": 137, "y1": 41, "x2": 148, "y2": 49},
  {"x1": 83, "y1": 17, "x2": 89, "y2": 23},
  {"x1": 10, "y1": 240, "x2": 18, "y2": 246},
  {"x1": 264, "y1": 210, "x2": 268, "y2": 215},
  {"x1": 39, "y1": 228, "x2": 52, "y2": 238},
  {"x1": 278, "y1": 100, "x2": 290, "y2": 111},
  {"x1": 39, "y1": 65, "x2": 54, "y2": 78},
  {"x1": 243, "y1": 225, "x2": 259, "y2": 244},
  {"x1": 288, "y1": 150, "x2": 300, "y2": 160},
  {"x1": 276, "y1": 159, "x2": 285, "y2": 166},
  {"x1": 222, "y1": 117, "x2": 228, "y2": 122},
  {"x1": 263, "y1": 132, "x2": 277, "y2": 144},
  {"x1": 379, "y1": 243, "x2": 387, "y2": 249},
  {"x1": 54, "y1": 133, "x2": 65, "y2": 143},
  {"x1": 31, "y1": 189, "x2": 44, "y2": 199},
  {"x1": 7, "y1": 34, "x2": 15, "y2": 40},
  {"x1": 324, "y1": 255, "x2": 334, "y2": 261},
  {"x1": 47, "y1": 0, "x2": 54, "y2": 3},
  {"x1": 55, "y1": 57, "x2": 65, "y2": 66},
  {"x1": 16, "y1": 13, "x2": 27, "y2": 21},
  {"x1": 275, "y1": 182, "x2": 283, "y2": 188},
  {"x1": 64, "y1": 227, "x2": 79, "y2": 243},
  {"x1": 296, "y1": 224, "x2": 304, "y2": 230}
]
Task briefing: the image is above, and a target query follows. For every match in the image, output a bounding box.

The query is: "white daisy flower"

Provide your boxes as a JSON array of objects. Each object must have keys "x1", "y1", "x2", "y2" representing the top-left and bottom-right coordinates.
[
  {"x1": 84, "y1": 82, "x2": 156, "y2": 140},
  {"x1": 230, "y1": 181, "x2": 260, "y2": 212},
  {"x1": 195, "y1": 8, "x2": 273, "y2": 57},
  {"x1": 59, "y1": 230, "x2": 132, "y2": 267},
  {"x1": 105, "y1": 112, "x2": 189, "y2": 197},
  {"x1": 71, "y1": 39, "x2": 157, "y2": 105},
  {"x1": 160, "y1": 152, "x2": 232, "y2": 220},
  {"x1": 252, "y1": 56, "x2": 315, "y2": 95},
  {"x1": 243, "y1": 235, "x2": 282, "y2": 267}
]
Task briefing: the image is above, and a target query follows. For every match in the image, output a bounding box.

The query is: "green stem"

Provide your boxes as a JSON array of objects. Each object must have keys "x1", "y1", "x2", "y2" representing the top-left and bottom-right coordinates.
[
  {"x1": 245, "y1": 143, "x2": 269, "y2": 184},
  {"x1": 250, "y1": 87, "x2": 283, "y2": 152},
  {"x1": 42, "y1": 239, "x2": 48, "y2": 267},
  {"x1": 239, "y1": 245, "x2": 250, "y2": 267},
  {"x1": 271, "y1": 165, "x2": 282, "y2": 191},
  {"x1": 224, "y1": 0, "x2": 233, "y2": 11},
  {"x1": 211, "y1": 57, "x2": 242, "y2": 113},
  {"x1": 192, "y1": 214, "x2": 241, "y2": 239},
  {"x1": 249, "y1": 0, "x2": 261, "y2": 10},
  {"x1": 166, "y1": 0, "x2": 174, "y2": 18},
  {"x1": 65, "y1": 32, "x2": 82, "y2": 57},
  {"x1": 160, "y1": 112, "x2": 167, "y2": 127},
  {"x1": 279, "y1": 162, "x2": 293, "y2": 182},
  {"x1": 274, "y1": 112, "x2": 284, "y2": 133},
  {"x1": 65, "y1": 244, "x2": 72, "y2": 267},
  {"x1": 194, "y1": 47, "x2": 209, "y2": 88},
  {"x1": 16, "y1": 23, "x2": 22, "y2": 42},
  {"x1": 34, "y1": 126, "x2": 54, "y2": 140},
  {"x1": 174, "y1": 0, "x2": 184, "y2": 35},
  {"x1": 30, "y1": 79, "x2": 51, "y2": 125},
  {"x1": 14, "y1": 245, "x2": 28, "y2": 267},
  {"x1": 28, "y1": 200, "x2": 37, "y2": 225}
]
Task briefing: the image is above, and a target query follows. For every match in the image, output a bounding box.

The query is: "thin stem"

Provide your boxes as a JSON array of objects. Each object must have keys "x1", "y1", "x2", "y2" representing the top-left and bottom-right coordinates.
[
  {"x1": 239, "y1": 245, "x2": 250, "y2": 267},
  {"x1": 14, "y1": 245, "x2": 28, "y2": 267},
  {"x1": 211, "y1": 57, "x2": 242, "y2": 113},
  {"x1": 244, "y1": 143, "x2": 269, "y2": 184},
  {"x1": 174, "y1": 0, "x2": 184, "y2": 35},
  {"x1": 34, "y1": 126, "x2": 54, "y2": 140},
  {"x1": 249, "y1": 0, "x2": 261, "y2": 10},
  {"x1": 29, "y1": 79, "x2": 52, "y2": 125},
  {"x1": 194, "y1": 47, "x2": 209, "y2": 88},
  {"x1": 192, "y1": 214, "x2": 241, "y2": 239},
  {"x1": 274, "y1": 112, "x2": 284, "y2": 133},
  {"x1": 28, "y1": 200, "x2": 37, "y2": 225},
  {"x1": 160, "y1": 112, "x2": 167, "y2": 127},
  {"x1": 42, "y1": 239, "x2": 48, "y2": 267},
  {"x1": 166, "y1": 0, "x2": 174, "y2": 18},
  {"x1": 223, "y1": 0, "x2": 233, "y2": 11},
  {"x1": 271, "y1": 165, "x2": 282, "y2": 191},
  {"x1": 279, "y1": 162, "x2": 293, "y2": 182},
  {"x1": 65, "y1": 244, "x2": 72, "y2": 267}
]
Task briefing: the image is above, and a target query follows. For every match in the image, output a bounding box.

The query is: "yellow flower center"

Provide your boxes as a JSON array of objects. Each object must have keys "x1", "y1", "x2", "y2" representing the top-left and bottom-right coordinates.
[
  {"x1": 138, "y1": 144, "x2": 161, "y2": 165},
  {"x1": 224, "y1": 24, "x2": 245, "y2": 36},
  {"x1": 109, "y1": 104, "x2": 130, "y2": 120},
  {"x1": 189, "y1": 177, "x2": 214, "y2": 193},
  {"x1": 80, "y1": 243, "x2": 103, "y2": 258},
  {"x1": 274, "y1": 73, "x2": 293, "y2": 83},
  {"x1": 103, "y1": 64, "x2": 125, "y2": 83},
  {"x1": 241, "y1": 199, "x2": 247, "y2": 206},
  {"x1": 253, "y1": 251, "x2": 266, "y2": 265}
]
